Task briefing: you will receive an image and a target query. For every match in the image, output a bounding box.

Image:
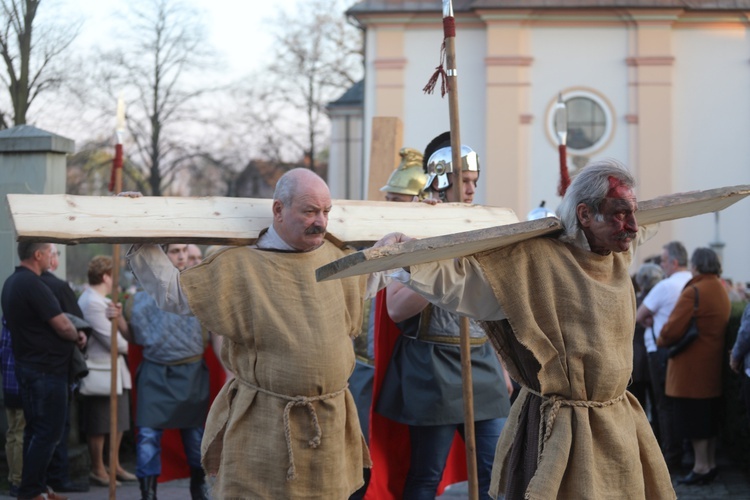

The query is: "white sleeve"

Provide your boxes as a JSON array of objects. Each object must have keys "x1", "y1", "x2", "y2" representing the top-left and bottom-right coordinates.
[
  {"x1": 393, "y1": 256, "x2": 507, "y2": 321},
  {"x1": 126, "y1": 244, "x2": 193, "y2": 315},
  {"x1": 364, "y1": 270, "x2": 391, "y2": 300}
]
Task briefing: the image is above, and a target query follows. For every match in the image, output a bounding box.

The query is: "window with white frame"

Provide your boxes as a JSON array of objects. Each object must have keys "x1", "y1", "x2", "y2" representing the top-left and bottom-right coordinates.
[{"x1": 547, "y1": 89, "x2": 614, "y2": 156}]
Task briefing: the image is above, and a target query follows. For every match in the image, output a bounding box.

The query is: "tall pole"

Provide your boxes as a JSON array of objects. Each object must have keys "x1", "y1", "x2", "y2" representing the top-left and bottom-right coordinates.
[
  {"x1": 107, "y1": 96, "x2": 125, "y2": 499},
  {"x1": 554, "y1": 93, "x2": 570, "y2": 197},
  {"x1": 442, "y1": 1, "x2": 478, "y2": 498}
]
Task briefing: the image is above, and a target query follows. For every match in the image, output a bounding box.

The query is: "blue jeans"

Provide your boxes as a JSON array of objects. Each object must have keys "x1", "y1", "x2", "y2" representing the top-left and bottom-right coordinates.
[
  {"x1": 46, "y1": 386, "x2": 73, "y2": 486},
  {"x1": 15, "y1": 362, "x2": 69, "y2": 498},
  {"x1": 136, "y1": 426, "x2": 204, "y2": 477},
  {"x1": 403, "y1": 418, "x2": 506, "y2": 500}
]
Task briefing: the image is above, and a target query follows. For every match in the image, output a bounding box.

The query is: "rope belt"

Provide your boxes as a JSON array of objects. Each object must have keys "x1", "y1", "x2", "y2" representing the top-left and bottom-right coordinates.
[
  {"x1": 237, "y1": 378, "x2": 348, "y2": 481},
  {"x1": 526, "y1": 388, "x2": 627, "y2": 460}
]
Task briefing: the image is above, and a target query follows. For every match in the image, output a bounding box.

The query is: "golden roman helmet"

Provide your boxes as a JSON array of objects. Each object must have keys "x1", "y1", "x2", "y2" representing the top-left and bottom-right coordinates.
[{"x1": 380, "y1": 147, "x2": 427, "y2": 197}]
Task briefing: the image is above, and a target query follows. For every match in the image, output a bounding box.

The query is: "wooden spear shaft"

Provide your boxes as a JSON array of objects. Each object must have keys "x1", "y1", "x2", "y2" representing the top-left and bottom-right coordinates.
[
  {"x1": 443, "y1": 2, "x2": 479, "y2": 498},
  {"x1": 108, "y1": 138, "x2": 124, "y2": 500}
]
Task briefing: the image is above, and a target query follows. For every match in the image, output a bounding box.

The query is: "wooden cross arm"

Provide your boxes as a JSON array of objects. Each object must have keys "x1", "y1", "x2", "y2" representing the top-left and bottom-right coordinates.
[
  {"x1": 316, "y1": 184, "x2": 750, "y2": 282},
  {"x1": 6, "y1": 194, "x2": 519, "y2": 246},
  {"x1": 316, "y1": 217, "x2": 563, "y2": 281}
]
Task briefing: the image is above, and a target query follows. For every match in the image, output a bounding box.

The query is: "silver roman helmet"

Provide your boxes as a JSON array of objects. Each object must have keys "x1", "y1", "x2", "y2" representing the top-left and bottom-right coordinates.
[{"x1": 424, "y1": 145, "x2": 480, "y2": 193}]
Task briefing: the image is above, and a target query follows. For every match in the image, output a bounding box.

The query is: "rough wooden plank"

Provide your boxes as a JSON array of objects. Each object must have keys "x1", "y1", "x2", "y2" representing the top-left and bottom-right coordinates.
[
  {"x1": 316, "y1": 217, "x2": 563, "y2": 281},
  {"x1": 367, "y1": 117, "x2": 403, "y2": 201},
  {"x1": 636, "y1": 184, "x2": 750, "y2": 225},
  {"x1": 6, "y1": 194, "x2": 519, "y2": 245},
  {"x1": 315, "y1": 184, "x2": 750, "y2": 282}
]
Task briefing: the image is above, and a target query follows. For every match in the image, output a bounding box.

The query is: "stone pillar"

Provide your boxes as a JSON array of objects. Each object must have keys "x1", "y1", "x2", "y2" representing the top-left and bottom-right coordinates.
[
  {"x1": 0, "y1": 125, "x2": 75, "y2": 453},
  {"x1": 481, "y1": 10, "x2": 533, "y2": 215},
  {"x1": 625, "y1": 10, "x2": 679, "y2": 262},
  {"x1": 0, "y1": 125, "x2": 74, "y2": 295}
]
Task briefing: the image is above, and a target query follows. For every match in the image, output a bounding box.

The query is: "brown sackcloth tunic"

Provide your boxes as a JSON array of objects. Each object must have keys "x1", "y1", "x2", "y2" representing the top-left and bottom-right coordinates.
[
  {"x1": 180, "y1": 241, "x2": 370, "y2": 499},
  {"x1": 475, "y1": 237, "x2": 675, "y2": 500}
]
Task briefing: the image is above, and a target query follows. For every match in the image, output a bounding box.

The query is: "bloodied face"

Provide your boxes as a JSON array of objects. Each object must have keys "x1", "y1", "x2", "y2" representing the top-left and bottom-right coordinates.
[{"x1": 577, "y1": 177, "x2": 639, "y2": 255}]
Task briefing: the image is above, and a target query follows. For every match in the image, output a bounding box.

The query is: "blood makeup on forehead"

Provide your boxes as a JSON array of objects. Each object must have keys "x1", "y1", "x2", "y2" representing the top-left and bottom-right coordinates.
[{"x1": 607, "y1": 176, "x2": 630, "y2": 199}]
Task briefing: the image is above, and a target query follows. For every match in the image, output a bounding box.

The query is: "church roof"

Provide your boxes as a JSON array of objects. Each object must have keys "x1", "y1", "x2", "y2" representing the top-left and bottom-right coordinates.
[
  {"x1": 348, "y1": 0, "x2": 750, "y2": 13},
  {"x1": 327, "y1": 80, "x2": 365, "y2": 109}
]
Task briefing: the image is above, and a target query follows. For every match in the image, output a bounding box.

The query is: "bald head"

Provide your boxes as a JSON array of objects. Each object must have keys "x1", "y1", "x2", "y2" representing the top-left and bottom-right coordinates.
[
  {"x1": 49, "y1": 244, "x2": 60, "y2": 272},
  {"x1": 273, "y1": 168, "x2": 329, "y2": 205},
  {"x1": 272, "y1": 168, "x2": 331, "y2": 252}
]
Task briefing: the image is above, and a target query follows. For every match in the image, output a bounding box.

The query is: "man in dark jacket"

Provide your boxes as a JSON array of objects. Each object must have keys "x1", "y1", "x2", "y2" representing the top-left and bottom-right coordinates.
[{"x1": 38, "y1": 244, "x2": 90, "y2": 493}]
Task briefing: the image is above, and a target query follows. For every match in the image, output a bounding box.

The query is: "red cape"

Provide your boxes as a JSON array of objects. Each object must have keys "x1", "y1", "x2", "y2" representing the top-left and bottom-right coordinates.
[
  {"x1": 365, "y1": 289, "x2": 467, "y2": 499},
  {"x1": 128, "y1": 342, "x2": 226, "y2": 482}
]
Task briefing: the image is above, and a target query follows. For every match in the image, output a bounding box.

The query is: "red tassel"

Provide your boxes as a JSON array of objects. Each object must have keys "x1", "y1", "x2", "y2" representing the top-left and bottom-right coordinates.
[
  {"x1": 109, "y1": 143, "x2": 123, "y2": 193},
  {"x1": 557, "y1": 144, "x2": 570, "y2": 197},
  {"x1": 422, "y1": 40, "x2": 450, "y2": 97}
]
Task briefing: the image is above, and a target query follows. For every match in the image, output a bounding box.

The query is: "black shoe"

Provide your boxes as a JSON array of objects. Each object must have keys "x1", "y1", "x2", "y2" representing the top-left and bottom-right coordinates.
[
  {"x1": 189, "y1": 467, "x2": 209, "y2": 500},
  {"x1": 138, "y1": 475, "x2": 158, "y2": 500},
  {"x1": 677, "y1": 469, "x2": 716, "y2": 486},
  {"x1": 46, "y1": 480, "x2": 90, "y2": 493},
  {"x1": 8, "y1": 484, "x2": 19, "y2": 497},
  {"x1": 706, "y1": 467, "x2": 719, "y2": 481}
]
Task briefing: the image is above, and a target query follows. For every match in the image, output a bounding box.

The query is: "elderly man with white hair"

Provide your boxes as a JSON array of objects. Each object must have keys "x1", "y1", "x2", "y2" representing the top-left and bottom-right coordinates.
[{"x1": 381, "y1": 159, "x2": 675, "y2": 500}]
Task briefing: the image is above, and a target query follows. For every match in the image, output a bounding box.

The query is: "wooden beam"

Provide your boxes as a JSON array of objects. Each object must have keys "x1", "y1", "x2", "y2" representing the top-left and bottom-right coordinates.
[
  {"x1": 634, "y1": 185, "x2": 750, "y2": 226},
  {"x1": 316, "y1": 217, "x2": 563, "y2": 281},
  {"x1": 315, "y1": 184, "x2": 750, "y2": 282},
  {"x1": 367, "y1": 117, "x2": 403, "y2": 201},
  {"x1": 6, "y1": 194, "x2": 519, "y2": 245}
]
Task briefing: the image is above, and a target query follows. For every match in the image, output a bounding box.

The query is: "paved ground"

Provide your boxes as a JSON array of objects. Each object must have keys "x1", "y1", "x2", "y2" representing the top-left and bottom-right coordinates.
[
  {"x1": 436, "y1": 456, "x2": 750, "y2": 499},
  {"x1": 3, "y1": 451, "x2": 749, "y2": 499}
]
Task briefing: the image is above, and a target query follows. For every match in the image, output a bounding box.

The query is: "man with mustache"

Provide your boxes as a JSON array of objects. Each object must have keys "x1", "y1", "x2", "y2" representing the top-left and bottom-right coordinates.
[
  {"x1": 126, "y1": 168, "x2": 385, "y2": 499},
  {"x1": 378, "y1": 159, "x2": 675, "y2": 499}
]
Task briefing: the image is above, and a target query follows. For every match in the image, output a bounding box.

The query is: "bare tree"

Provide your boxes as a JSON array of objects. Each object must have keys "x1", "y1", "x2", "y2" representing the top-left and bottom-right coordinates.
[
  {"x1": 0, "y1": 0, "x2": 80, "y2": 127},
  {"x1": 253, "y1": 0, "x2": 363, "y2": 164},
  {"x1": 92, "y1": 0, "x2": 219, "y2": 196}
]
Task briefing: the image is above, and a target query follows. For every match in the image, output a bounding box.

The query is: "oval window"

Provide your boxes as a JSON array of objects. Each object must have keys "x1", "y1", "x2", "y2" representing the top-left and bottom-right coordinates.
[{"x1": 547, "y1": 89, "x2": 614, "y2": 156}]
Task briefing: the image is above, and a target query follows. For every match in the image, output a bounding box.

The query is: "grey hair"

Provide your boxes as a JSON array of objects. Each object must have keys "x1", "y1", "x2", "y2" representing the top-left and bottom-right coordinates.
[
  {"x1": 691, "y1": 247, "x2": 722, "y2": 276},
  {"x1": 556, "y1": 159, "x2": 636, "y2": 241},
  {"x1": 663, "y1": 241, "x2": 688, "y2": 267},
  {"x1": 635, "y1": 262, "x2": 664, "y2": 295}
]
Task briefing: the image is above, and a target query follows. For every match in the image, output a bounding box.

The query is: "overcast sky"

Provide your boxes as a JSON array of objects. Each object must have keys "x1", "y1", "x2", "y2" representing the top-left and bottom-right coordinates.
[{"x1": 70, "y1": 0, "x2": 303, "y2": 80}]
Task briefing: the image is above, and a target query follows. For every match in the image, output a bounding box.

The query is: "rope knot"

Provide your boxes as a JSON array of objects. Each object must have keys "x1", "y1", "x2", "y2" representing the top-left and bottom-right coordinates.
[
  {"x1": 527, "y1": 388, "x2": 627, "y2": 463},
  {"x1": 235, "y1": 378, "x2": 348, "y2": 482}
]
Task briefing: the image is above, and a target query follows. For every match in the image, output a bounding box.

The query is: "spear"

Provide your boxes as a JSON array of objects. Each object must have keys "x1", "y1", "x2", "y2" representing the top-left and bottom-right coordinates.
[
  {"x1": 424, "y1": 1, "x2": 478, "y2": 497},
  {"x1": 106, "y1": 95, "x2": 125, "y2": 499},
  {"x1": 554, "y1": 93, "x2": 570, "y2": 196}
]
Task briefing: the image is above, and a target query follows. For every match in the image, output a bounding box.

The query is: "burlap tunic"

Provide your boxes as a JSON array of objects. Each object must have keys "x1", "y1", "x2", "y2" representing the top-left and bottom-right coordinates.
[
  {"x1": 474, "y1": 237, "x2": 675, "y2": 499},
  {"x1": 180, "y1": 242, "x2": 370, "y2": 499}
]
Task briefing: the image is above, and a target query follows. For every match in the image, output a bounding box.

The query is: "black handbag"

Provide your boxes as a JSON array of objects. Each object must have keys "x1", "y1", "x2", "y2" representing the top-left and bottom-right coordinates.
[
  {"x1": 65, "y1": 313, "x2": 92, "y2": 382},
  {"x1": 667, "y1": 286, "x2": 699, "y2": 358}
]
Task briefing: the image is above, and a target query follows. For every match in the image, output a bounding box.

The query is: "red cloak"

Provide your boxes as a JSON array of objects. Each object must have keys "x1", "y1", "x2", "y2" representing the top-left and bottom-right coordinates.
[{"x1": 365, "y1": 289, "x2": 467, "y2": 499}]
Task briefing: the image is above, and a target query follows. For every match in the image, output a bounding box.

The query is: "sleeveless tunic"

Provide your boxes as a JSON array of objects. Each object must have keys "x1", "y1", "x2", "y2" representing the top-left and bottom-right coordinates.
[
  {"x1": 180, "y1": 241, "x2": 370, "y2": 499},
  {"x1": 476, "y1": 237, "x2": 675, "y2": 500}
]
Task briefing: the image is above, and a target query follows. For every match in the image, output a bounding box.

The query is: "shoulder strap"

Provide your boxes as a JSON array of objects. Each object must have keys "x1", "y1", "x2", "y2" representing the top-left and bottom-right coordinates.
[
  {"x1": 692, "y1": 285, "x2": 699, "y2": 313},
  {"x1": 417, "y1": 303, "x2": 433, "y2": 339}
]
